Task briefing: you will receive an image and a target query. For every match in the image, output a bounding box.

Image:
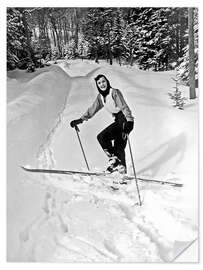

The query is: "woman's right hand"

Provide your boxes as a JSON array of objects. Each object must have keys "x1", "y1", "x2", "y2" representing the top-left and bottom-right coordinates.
[{"x1": 70, "y1": 118, "x2": 83, "y2": 128}]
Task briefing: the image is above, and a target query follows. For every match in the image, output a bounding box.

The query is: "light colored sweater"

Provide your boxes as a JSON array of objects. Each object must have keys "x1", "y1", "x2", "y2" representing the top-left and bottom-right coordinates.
[{"x1": 81, "y1": 88, "x2": 134, "y2": 122}]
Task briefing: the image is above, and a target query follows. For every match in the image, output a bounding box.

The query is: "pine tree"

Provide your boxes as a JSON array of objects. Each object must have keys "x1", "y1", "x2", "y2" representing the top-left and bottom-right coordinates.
[
  {"x1": 121, "y1": 8, "x2": 189, "y2": 71},
  {"x1": 30, "y1": 8, "x2": 51, "y2": 57},
  {"x1": 64, "y1": 38, "x2": 76, "y2": 59},
  {"x1": 148, "y1": 8, "x2": 174, "y2": 71},
  {"x1": 102, "y1": 8, "x2": 122, "y2": 65},
  {"x1": 82, "y1": 8, "x2": 125, "y2": 64},
  {"x1": 177, "y1": 8, "x2": 198, "y2": 89},
  {"x1": 111, "y1": 10, "x2": 125, "y2": 65},
  {"x1": 82, "y1": 8, "x2": 104, "y2": 62},
  {"x1": 168, "y1": 76, "x2": 187, "y2": 110},
  {"x1": 133, "y1": 8, "x2": 174, "y2": 71},
  {"x1": 78, "y1": 33, "x2": 89, "y2": 59},
  {"x1": 7, "y1": 8, "x2": 26, "y2": 69},
  {"x1": 188, "y1": 8, "x2": 196, "y2": 99},
  {"x1": 168, "y1": 8, "x2": 188, "y2": 63}
]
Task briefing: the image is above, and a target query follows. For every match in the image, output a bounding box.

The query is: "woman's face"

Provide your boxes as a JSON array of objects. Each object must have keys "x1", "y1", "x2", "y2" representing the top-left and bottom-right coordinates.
[{"x1": 97, "y1": 77, "x2": 107, "y2": 91}]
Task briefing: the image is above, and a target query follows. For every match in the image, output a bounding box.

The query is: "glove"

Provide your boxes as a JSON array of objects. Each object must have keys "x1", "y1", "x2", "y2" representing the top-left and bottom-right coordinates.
[
  {"x1": 70, "y1": 118, "x2": 83, "y2": 128},
  {"x1": 123, "y1": 121, "x2": 134, "y2": 134}
]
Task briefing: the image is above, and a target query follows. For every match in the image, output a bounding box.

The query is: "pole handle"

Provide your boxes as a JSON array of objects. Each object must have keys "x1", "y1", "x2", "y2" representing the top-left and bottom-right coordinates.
[{"x1": 75, "y1": 125, "x2": 80, "y2": 132}]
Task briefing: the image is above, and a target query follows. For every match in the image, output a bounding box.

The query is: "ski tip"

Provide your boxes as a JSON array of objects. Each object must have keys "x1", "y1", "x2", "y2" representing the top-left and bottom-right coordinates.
[
  {"x1": 175, "y1": 183, "x2": 183, "y2": 187},
  {"x1": 21, "y1": 166, "x2": 29, "y2": 171}
]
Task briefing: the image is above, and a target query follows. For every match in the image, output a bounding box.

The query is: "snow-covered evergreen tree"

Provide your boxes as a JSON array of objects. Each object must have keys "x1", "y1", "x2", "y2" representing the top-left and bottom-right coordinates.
[
  {"x1": 121, "y1": 8, "x2": 146, "y2": 66},
  {"x1": 82, "y1": 8, "x2": 104, "y2": 62},
  {"x1": 121, "y1": 8, "x2": 189, "y2": 71},
  {"x1": 111, "y1": 9, "x2": 125, "y2": 65},
  {"x1": 63, "y1": 39, "x2": 77, "y2": 59},
  {"x1": 131, "y1": 8, "x2": 174, "y2": 70},
  {"x1": 51, "y1": 46, "x2": 59, "y2": 62},
  {"x1": 168, "y1": 76, "x2": 187, "y2": 110},
  {"x1": 177, "y1": 8, "x2": 198, "y2": 86},
  {"x1": 102, "y1": 8, "x2": 123, "y2": 65},
  {"x1": 78, "y1": 33, "x2": 89, "y2": 58},
  {"x1": 83, "y1": 8, "x2": 125, "y2": 64},
  {"x1": 7, "y1": 8, "x2": 26, "y2": 69}
]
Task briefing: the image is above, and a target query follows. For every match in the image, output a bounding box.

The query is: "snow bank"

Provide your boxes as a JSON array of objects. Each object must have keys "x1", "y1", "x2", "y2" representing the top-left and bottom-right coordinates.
[
  {"x1": 7, "y1": 66, "x2": 71, "y2": 261},
  {"x1": 58, "y1": 59, "x2": 100, "y2": 77}
]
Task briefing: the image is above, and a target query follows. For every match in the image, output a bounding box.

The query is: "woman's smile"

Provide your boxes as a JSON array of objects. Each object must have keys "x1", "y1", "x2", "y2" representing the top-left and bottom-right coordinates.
[{"x1": 97, "y1": 77, "x2": 107, "y2": 91}]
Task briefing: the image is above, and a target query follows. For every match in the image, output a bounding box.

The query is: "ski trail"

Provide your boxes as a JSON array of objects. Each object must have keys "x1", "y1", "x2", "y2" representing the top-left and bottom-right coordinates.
[
  {"x1": 74, "y1": 236, "x2": 119, "y2": 261},
  {"x1": 36, "y1": 79, "x2": 72, "y2": 168},
  {"x1": 102, "y1": 239, "x2": 123, "y2": 260},
  {"x1": 53, "y1": 236, "x2": 94, "y2": 262},
  {"x1": 136, "y1": 222, "x2": 172, "y2": 261},
  {"x1": 115, "y1": 203, "x2": 171, "y2": 261},
  {"x1": 109, "y1": 189, "x2": 196, "y2": 262}
]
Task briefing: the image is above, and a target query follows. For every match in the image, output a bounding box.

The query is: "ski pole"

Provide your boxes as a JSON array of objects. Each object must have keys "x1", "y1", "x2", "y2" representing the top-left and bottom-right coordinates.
[
  {"x1": 74, "y1": 125, "x2": 90, "y2": 171},
  {"x1": 127, "y1": 134, "x2": 142, "y2": 206}
]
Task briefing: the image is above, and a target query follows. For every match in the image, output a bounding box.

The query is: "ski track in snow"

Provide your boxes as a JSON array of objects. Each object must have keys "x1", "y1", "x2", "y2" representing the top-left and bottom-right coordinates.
[{"x1": 7, "y1": 60, "x2": 198, "y2": 262}]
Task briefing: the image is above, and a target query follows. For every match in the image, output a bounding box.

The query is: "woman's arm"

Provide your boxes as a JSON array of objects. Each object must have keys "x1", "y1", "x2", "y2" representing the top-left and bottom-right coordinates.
[
  {"x1": 81, "y1": 94, "x2": 104, "y2": 121},
  {"x1": 112, "y1": 89, "x2": 134, "y2": 122}
]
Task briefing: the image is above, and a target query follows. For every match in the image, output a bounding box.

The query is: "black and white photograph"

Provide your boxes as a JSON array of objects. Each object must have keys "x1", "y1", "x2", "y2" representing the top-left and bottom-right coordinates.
[{"x1": 6, "y1": 3, "x2": 199, "y2": 263}]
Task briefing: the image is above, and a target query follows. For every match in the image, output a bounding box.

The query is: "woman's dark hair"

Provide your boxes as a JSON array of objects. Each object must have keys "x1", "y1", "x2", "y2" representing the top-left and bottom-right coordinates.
[{"x1": 94, "y1": 74, "x2": 111, "y2": 97}]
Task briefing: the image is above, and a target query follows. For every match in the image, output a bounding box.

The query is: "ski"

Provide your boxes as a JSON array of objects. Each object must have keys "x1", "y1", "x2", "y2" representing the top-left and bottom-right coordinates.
[
  {"x1": 21, "y1": 166, "x2": 183, "y2": 187},
  {"x1": 122, "y1": 175, "x2": 183, "y2": 187},
  {"x1": 21, "y1": 166, "x2": 107, "y2": 177}
]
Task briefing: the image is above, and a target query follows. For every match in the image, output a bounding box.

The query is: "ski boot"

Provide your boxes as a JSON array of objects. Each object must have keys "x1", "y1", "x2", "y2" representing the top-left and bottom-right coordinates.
[
  {"x1": 106, "y1": 156, "x2": 126, "y2": 174},
  {"x1": 116, "y1": 164, "x2": 127, "y2": 174}
]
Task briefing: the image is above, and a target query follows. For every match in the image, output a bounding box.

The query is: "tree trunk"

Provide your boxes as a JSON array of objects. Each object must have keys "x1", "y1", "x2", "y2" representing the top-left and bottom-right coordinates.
[
  {"x1": 74, "y1": 8, "x2": 79, "y2": 52},
  {"x1": 45, "y1": 24, "x2": 51, "y2": 50},
  {"x1": 188, "y1": 8, "x2": 196, "y2": 99},
  {"x1": 130, "y1": 48, "x2": 134, "y2": 66},
  {"x1": 105, "y1": 45, "x2": 108, "y2": 63},
  {"x1": 63, "y1": 21, "x2": 68, "y2": 43},
  {"x1": 52, "y1": 29, "x2": 56, "y2": 47},
  {"x1": 108, "y1": 44, "x2": 113, "y2": 65},
  {"x1": 38, "y1": 12, "x2": 47, "y2": 51},
  {"x1": 49, "y1": 16, "x2": 61, "y2": 56},
  {"x1": 176, "y1": 10, "x2": 180, "y2": 60},
  {"x1": 118, "y1": 55, "x2": 121, "y2": 66},
  {"x1": 54, "y1": 26, "x2": 61, "y2": 56},
  {"x1": 95, "y1": 43, "x2": 99, "y2": 63},
  {"x1": 107, "y1": 31, "x2": 113, "y2": 65},
  {"x1": 33, "y1": 27, "x2": 37, "y2": 40},
  {"x1": 95, "y1": 52, "x2": 99, "y2": 63},
  {"x1": 22, "y1": 10, "x2": 32, "y2": 60},
  {"x1": 57, "y1": 18, "x2": 63, "y2": 56}
]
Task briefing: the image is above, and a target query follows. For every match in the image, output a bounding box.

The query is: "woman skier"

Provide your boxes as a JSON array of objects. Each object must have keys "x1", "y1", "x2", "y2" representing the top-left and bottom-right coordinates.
[{"x1": 70, "y1": 74, "x2": 134, "y2": 174}]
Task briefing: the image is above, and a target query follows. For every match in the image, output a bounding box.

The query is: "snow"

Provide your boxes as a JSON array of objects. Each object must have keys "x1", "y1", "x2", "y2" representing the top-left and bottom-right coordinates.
[{"x1": 7, "y1": 59, "x2": 198, "y2": 262}]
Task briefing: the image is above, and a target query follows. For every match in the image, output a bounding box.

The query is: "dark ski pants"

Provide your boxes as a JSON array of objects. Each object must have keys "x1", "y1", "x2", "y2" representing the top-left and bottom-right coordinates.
[{"x1": 97, "y1": 111, "x2": 127, "y2": 167}]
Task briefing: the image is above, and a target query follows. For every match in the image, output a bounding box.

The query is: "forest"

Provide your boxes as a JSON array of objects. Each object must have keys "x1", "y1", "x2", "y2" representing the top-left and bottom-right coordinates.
[{"x1": 7, "y1": 7, "x2": 198, "y2": 90}]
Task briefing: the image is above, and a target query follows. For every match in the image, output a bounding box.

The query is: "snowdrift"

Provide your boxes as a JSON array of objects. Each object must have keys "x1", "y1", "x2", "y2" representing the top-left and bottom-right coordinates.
[{"x1": 7, "y1": 65, "x2": 71, "y2": 261}]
